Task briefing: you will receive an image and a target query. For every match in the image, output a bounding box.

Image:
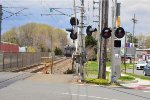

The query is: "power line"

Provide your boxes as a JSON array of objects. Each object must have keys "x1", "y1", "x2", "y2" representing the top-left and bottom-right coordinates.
[{"x1": 2, "y1": 8, "x2": 27, "y2": 20}]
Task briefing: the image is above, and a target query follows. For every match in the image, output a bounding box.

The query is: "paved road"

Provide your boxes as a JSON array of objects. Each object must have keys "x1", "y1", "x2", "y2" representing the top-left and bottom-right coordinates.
[
  {"x1": 0, "y1": 72, "x2": 150, "y2": 100},
  {"x1": 125, "y1": 68, "x2": 144, "y2": 75}
]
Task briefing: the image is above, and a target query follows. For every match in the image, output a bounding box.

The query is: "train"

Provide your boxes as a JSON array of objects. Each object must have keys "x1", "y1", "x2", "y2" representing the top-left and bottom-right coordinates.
[
  {"x1": 64, "y1": 45, "x2": 76, "y2": 57},
  {"x1": 0, "y1": 42, "x2": 19, "y2": 52}
]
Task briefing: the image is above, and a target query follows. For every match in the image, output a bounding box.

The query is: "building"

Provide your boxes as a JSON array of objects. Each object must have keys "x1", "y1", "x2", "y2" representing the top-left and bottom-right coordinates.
[{"x1": 0, "y1": 42, "x2": 19, "y2": 52}]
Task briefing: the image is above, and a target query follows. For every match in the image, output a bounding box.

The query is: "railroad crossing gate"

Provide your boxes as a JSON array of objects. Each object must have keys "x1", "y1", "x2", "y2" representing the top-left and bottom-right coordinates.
[{"x1": 41, "y1": 57, "x2": 53, "y2": 74}]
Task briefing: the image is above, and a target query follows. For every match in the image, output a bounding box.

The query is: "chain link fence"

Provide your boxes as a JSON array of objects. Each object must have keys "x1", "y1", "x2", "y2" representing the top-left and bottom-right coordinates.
[{"x1": 0, "y1": 52, "x2": 50, "y2": 72}]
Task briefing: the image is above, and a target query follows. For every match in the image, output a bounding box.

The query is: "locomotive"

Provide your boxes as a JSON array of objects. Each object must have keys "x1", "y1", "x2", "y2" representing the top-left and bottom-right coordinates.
[{"x1": 64, "y1": 45, "x2": 76, "y2": 57}]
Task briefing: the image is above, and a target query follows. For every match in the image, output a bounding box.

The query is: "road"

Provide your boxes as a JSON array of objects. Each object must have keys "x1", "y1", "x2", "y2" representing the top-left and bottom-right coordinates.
[
  {"x1": 125, "y1": 68, "x2": 144, "y2": 76},
  {"x1": 0, "y1": 72, "x2": 150, "y2": 100}
]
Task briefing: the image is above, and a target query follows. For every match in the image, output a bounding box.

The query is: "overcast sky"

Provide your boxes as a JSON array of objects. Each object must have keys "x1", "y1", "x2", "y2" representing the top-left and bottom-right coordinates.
[{"x1": 1, "y1": 0, "x2": 150, "y2": 36}]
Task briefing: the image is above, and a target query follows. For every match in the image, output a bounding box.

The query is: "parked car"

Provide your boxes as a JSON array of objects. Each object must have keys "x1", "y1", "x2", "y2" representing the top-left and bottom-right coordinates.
[
  {"x1": 136, "y1": 60, "x2": 147, "y2": 70},
  {"x1": 143, "y1": 63, "x2": 150, "y2": 76}
]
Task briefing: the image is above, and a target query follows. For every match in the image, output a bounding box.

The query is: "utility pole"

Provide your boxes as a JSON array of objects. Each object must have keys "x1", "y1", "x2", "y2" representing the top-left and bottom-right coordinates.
[
  {"x1": 97, "y1": 0, "x2": 109, "y2": 79},
  {"x1": 97, "y1": 0, "x2": 102, "y2": 79},
  {"x1": 132, "y1": 14, "x2": 137, "y2": 44},
  {"x1": 78, "y1": 0, "x2": 85, "y2": 81},
  {"x1": 131, "y1": 14, "x2": 137, "y2": 74},
  {"x1": 0, "y1": 5, "x2": 2, "y2": 52},
  {"x1": 124, "y1": 32, "x2": 127, "y2": 73},
  {"x1": 102, "y1": 0, "x2": 109, "y2": 79}
]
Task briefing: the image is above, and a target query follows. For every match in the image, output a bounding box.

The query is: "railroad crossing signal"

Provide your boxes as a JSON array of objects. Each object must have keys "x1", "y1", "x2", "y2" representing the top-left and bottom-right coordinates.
[
  {"x1": 70, "y1": 17, "x2": 79, "y2": 26},
  {"x1": 101, "y1": 27, "x2": 112, "y2": 39},
  {"x1": 66, "y1": 28, "x2": 77, "y2": 40},
  {"x1": 66, "y1": 17, "x2": 79, "y2": 40},
  {"x1": 86, "y1": 25, "x2": 97, "y2": 36},
  {"x1": 115, "y1": 27, "x2": 125, "y2": 38}
]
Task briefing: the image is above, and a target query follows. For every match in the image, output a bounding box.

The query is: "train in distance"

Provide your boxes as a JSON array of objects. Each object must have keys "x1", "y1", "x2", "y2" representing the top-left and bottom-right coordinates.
[{"x1": 64, "y1": 45, "x2": 76, "y2": 57}]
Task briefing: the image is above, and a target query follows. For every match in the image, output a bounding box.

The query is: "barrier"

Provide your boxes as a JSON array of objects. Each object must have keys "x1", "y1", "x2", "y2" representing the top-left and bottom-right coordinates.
[{"x1": 41, "y1": 57, "x2": 53, "y2": 74}]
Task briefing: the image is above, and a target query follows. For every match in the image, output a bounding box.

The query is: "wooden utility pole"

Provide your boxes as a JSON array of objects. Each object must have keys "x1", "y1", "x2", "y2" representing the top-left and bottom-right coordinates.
[
  {"x1": 131, "y1": 14, "x2": 138, "y2": 74},
  {"x1": 0, "y1": 5, "x2": 2, "y2": 51},
  {"x1": 99, "y1": 0, "x2": 109, "y2": 79}
]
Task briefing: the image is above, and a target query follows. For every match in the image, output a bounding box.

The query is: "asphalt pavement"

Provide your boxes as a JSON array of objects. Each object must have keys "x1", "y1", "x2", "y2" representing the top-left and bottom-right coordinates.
[
  {"x1": 125, "y1": 68, "x2": 144, "y2": 76},
  {"x1": 0, "y1": 72, "x2": 150, "y2": 100}
]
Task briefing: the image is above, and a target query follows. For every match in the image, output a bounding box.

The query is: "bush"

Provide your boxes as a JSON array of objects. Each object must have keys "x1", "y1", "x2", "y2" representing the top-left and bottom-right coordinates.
[
  {"x1": 85, "y1": 78, "x2": 109, "y2": 85},
  {"x1": 54, "y1": 47, "x2": 63, "y2": 55}
]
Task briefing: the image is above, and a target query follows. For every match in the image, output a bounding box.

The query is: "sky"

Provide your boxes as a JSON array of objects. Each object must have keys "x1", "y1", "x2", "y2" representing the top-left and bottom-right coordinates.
[{"x1": 1, "y1": 0, "x2": 150, "y2": 36}]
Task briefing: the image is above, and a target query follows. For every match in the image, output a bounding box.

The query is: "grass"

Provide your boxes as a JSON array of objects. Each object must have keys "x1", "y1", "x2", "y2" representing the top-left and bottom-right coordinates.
[
  {"x1": 85, "y1": 61, "x2": 150, "y2": 83},
  {"x1": 85, "y1": 61, "x2": 110, "y2": 77},
  {"x1": 84, "y1": 61, "x2": 98, "y2": 75},
  {"x1": 118, "y1": 76, "x2": 135, "y2": 81},
  {"x1": 85, "y1": 78, "x2": 110, "y2": 85},
  {"x1": 121, "y1": 63, "x2": 134, "y2": 70},
  {"x1": 125, "y1": 73, "x2": 150, "y2": 81}
]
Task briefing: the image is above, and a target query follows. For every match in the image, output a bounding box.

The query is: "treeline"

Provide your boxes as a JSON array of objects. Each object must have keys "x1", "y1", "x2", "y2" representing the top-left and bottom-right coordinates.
[{"x1": 2, "y1": 23, "x2": 68, "y2": 52}]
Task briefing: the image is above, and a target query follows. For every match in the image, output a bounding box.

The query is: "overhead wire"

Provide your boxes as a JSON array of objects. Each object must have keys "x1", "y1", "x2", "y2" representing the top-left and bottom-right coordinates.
[{"x1": 42, "y1": 0, "x2": 73, "y2": 29}]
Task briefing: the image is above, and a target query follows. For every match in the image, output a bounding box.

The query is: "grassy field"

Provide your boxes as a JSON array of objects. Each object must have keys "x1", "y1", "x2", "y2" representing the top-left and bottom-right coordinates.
[
  {"x1": 85, "y1": 61, "x2": 133, "y2": 70},
  {"x1": 125, "y1": 73, "x2": 150, "y2": 81},
  {"x1": 84, "y1": 61, "x2": 142, "y2": 85},
  {"x1": 85, "y1": 61, "x2": 150, "y2": 82},
  {"x1": 84, "y1": 61, "x2": 110, "y2": 78}
]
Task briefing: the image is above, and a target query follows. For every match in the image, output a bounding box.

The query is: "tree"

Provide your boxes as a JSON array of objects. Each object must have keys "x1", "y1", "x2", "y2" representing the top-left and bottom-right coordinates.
[
  {"x1": 85, "y1": 36, "x2": 97, "y2": 47},
  {"x1": 145, "y1": 36, "x2": 150, "y2": 48},
  {"x1": 127, "y1": 33, "x2": 138, "y2": 47},
  {"x1": 2, "y1": 23, "x2": 68, "y2": 52},
  {"x1": 54, "y1": 47, "x2": 62, "y2": 55},
  {"x1": 127, "y1": 33, "x2": 138, "y2": 43},
  {"x1": 138, "y1": 33, "x2": 145, "y2": 49},
  {"x1": 85, "y1": 36, "x2": 97, "y2": 61}
]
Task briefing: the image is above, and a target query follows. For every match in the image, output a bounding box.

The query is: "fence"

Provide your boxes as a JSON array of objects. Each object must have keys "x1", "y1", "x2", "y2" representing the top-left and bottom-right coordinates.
[{"x1": 0, "y1": 52, "x2": 50, "y2": 72}]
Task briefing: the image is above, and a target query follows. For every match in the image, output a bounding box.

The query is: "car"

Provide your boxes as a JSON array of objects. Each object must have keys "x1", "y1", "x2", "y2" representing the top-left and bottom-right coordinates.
[
  {"x1": 136, "y1": 60, "x2": 147, "y2": 70},
  {"x1": 143, "y1": 63, "x2": 150, "y2": 76}
]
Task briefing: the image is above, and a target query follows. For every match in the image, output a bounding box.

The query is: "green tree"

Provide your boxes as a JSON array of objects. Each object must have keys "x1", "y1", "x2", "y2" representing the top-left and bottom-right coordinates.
[
  {"x1": 85, "y1": 36, "x2": 97, "y2": 47},
  {"x1": 138, "y1": 33, "x2": 145, "y2": 49},
  {"x1": 145, "y1": 36, "x2": 150, "y2": 48},
  {"x1": 127, "y1": 33, "x2": 138, "y2": 43},
  {"x1": 54, "y1": 47, "x2": 62, "y2": 55},
  {"x1": 2, "y1": 23, "x2": 68, "y2": 52}
]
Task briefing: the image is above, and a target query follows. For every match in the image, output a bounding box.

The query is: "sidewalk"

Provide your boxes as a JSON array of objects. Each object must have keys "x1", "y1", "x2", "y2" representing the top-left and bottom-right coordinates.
[
  {"x1": 121, "y1": 78, "x2": 150, "y2": 90},
  {"x1": 106, "y1": 67, "x2": 150, "y2": 90}
]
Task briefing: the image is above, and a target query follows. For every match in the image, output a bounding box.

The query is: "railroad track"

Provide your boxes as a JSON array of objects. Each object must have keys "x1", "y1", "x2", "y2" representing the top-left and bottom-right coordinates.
[{"x1": 13, "y1": 56, "x2": 71, "y2": 73}]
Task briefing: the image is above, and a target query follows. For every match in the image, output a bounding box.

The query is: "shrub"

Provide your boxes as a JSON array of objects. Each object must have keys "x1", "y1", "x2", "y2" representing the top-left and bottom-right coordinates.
[
  {"x1": 54, "y1": 47, "x2": 63, "y2": 55},
  {"x1": 85, "y1": 78, "x2": 109, "y2": 85}
]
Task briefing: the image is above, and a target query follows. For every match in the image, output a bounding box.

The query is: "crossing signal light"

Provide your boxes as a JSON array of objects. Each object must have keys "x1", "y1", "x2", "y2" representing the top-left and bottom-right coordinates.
[
  {"x1": 66, "y1": 28, "x2": 77, "y2": 40},
  {"x1": 101, "y1": 27, "x2": 112, "y2": 39},
  {"x1": 115, "y1": 27, "x2": 125, "y2": 38},
  {"x1": 70, "y1": 32, "x2": 77, "y2": 40},
  {"x1": 86, "y1": 25, "x2": 97, "y2": 36},
  {"x1": 70, "y1": 17, "x2": 79, "y2": 26},
  {"x1": 114, "y1": 40, "x2": 121, "y2": 47}
]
